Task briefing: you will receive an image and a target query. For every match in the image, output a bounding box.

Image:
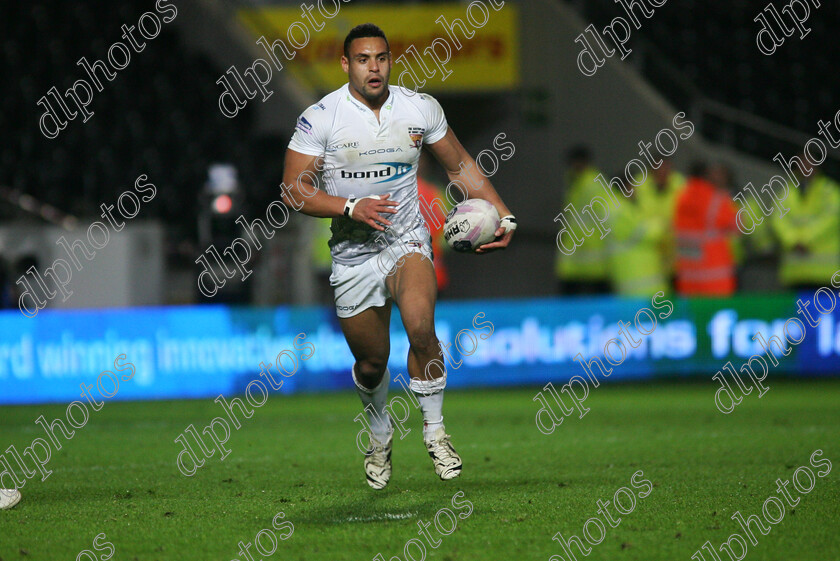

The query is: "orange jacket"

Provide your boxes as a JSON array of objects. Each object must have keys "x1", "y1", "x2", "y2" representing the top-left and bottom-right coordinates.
[
  {"x1": 674, "y1": 177, "x2": 738, "y2": 295},
  {"x1": 417, "y1": 177, "x2": 450, "y2": 291}
]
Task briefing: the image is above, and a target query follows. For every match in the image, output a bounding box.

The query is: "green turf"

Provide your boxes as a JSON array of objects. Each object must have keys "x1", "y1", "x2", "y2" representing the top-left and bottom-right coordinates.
[{"x1": 1, "y1": 380, "x2": 838, "y2": 560}]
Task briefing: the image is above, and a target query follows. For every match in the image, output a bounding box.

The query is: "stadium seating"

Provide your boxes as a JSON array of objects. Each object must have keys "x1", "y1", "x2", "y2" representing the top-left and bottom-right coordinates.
[
  {"x1": 571, "y1": 0, "x2": 839, "y2": 169},
  {"x1": 0, "y1": 0, "x2": 287, "y2": 239}
]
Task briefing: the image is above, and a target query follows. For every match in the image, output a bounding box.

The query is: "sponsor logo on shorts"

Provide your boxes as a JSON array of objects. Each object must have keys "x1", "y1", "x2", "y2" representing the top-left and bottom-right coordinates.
[{"x1": 337, "y1": 304, "x2": 359, "y2": 311}]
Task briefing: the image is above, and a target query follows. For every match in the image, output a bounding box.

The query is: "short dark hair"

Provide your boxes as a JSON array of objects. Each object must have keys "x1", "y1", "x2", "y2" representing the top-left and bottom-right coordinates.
[{"x1": 343, "y1": 23, "x2": 390, "y2": 59}]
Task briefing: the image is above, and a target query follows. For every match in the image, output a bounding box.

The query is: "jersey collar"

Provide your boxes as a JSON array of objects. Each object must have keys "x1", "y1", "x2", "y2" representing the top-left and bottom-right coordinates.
[{"x1": 343, "y1": 83, "x2": 394, "y2": 116}]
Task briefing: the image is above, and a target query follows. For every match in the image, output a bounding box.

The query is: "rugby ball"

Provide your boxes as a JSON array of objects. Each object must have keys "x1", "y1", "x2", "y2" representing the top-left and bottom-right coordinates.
[{"x1": 443, "y1": 199, "x2": 500, "y2": 253}]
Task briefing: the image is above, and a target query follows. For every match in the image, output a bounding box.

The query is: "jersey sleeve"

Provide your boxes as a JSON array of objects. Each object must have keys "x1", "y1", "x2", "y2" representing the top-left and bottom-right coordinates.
[
  {"x1": 419, "y1": 94, "x2": 448, "y2": 144},
  {"x1": 287, "y1": 106, "x2": 328, "y2": 157}
]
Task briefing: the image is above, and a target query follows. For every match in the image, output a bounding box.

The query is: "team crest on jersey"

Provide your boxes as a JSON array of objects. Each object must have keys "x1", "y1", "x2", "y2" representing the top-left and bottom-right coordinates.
[{"x1": 408, "y1": 127, "x2": 424, "y2": 149}]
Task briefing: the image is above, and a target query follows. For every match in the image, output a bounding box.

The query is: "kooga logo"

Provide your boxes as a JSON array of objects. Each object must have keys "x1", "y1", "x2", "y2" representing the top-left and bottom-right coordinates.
[{"x1": 340, "y1": 162, "x2": 412, "y2": 184}]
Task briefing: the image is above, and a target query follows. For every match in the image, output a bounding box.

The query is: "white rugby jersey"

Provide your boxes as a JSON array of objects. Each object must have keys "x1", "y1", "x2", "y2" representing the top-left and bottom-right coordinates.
[{"x1": 288, "y1": 83, "x2": 448, "y2": 266}]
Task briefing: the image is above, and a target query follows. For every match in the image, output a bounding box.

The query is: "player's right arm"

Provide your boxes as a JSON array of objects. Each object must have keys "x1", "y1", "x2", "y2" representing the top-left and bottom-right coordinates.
[
  {"x1": 281, "y1": 150, "x2": 398, "y2": 232},
  {"x1": 281, "y1": 149, "x2": 342, "y2": 218}
]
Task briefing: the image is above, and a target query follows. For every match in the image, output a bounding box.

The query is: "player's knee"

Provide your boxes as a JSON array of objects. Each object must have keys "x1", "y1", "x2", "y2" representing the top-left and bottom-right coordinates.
[{"x1": 356, "y1": 357, "x2": 388, "y2": 381}]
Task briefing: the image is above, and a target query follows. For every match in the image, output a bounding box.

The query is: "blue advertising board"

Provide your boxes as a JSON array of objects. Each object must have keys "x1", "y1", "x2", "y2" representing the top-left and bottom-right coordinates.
[{"x1": 0, "y1": 292, "x2": 837, "y2": 405}]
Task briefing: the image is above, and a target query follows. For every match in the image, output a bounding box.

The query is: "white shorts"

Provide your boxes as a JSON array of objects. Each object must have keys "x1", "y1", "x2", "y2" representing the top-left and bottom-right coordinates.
[{"x1": 330, "y1": 227, "x2": 433, "y2": 318}]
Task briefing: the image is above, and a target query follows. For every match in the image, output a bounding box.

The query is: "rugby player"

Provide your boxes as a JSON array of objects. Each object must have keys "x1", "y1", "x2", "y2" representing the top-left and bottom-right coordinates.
[{"x1": 282, "y1": 24, "x2": 516, "y2": 489}]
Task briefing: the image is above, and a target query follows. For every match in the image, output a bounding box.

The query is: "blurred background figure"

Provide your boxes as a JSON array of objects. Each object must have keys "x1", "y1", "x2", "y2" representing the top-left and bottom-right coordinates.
[
  {"x1": 10, "y1": 254, "x2": 41, "y2": 312},
  {"x1": 197, "y1": 163, "x2": 242, "y2": 250},
  {"x1": 674, "y1": 162, "x2": 738, "y2": 296},
  {"x1": 555, "y1": 145, "x2": 610, "y2": 295},
  {"x1": 771, "y1": 156, "x2": 840, "y2": 291},
  {"x1": 707, "y1": 163, "x2": 747, "y2": 286},
  {"x1": 310, "y1": 218, "x2": 334, "y2": 304},
  {"x1": 607, "y1": 171, "x2": 668, "y2": 297},
  {"x1": 196, "y1": 164, "x2": 250, "y2": 303},
  {"x1": 726, "y1": 165, "x2": 778, "y2": 292},
  {"x1": 0, "y1": 257, "x2": 12, "y2": 309},
  {"x1": 635, "y1": 156, "x2": 685, "y2": 289},
  {"x1": 417, "y1": 151, "x2": 450, "y2": 293}
]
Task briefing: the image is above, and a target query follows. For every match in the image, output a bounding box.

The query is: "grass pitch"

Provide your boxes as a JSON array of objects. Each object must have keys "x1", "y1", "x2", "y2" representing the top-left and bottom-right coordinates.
[{"x1": 1, "y1": 380, "x2": 839, "y2": 560}]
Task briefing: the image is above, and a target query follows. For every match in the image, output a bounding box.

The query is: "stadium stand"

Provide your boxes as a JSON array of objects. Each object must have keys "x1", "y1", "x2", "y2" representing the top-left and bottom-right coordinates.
[
  {"x1": 0, "y1": 0, "x2": 288, "y2": 244},
  {"x1": 569, "y1": 0, "x2": 840, "y2": 176}
]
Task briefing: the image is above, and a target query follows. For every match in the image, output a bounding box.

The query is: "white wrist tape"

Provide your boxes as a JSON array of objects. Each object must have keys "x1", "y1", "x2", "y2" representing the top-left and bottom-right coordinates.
[
  {"x1": 500, "y1": 215, "x2": 517, "y2": 232},
  {"x1": 345, "y1": 195, "x2": 381, "y2": 219}
]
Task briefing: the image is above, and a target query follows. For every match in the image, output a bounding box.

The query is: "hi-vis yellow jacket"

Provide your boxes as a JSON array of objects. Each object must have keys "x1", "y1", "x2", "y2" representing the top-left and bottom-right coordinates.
[
  {"x1": 555, "y1": 166, "x2": 609, "y2": 281},
  {"x1": 771, "y1": 173, "x2": 840, "y2": 287},
  {"x1": 635, "y1": 171, "x2": 686, "y2": 275},
  {"x1": 608, "y1": 194, "x2": 668, "y2": 296}
]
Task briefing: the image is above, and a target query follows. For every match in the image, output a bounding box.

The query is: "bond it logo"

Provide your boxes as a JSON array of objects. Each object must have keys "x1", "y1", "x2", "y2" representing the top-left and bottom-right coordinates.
[{"x1": 339, "y1": 162, "x2": 413, "y2": 184}]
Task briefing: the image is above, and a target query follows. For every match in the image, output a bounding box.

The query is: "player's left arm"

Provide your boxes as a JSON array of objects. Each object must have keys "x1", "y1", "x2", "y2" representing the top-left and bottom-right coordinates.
[{"x1": 426, "y1": 128, "x2": 515, "y2": 254}]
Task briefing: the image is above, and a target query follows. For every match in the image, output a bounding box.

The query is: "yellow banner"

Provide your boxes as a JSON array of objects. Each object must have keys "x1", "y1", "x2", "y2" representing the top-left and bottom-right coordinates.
[{"x1": 238, "y1": 3, "x2": 519, "y2": 93}]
